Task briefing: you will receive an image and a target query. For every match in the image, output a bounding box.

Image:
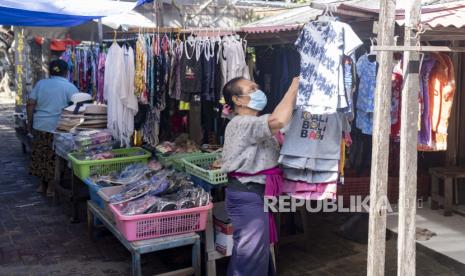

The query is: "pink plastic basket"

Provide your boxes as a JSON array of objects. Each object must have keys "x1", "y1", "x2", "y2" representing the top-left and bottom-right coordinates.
[{"x1": 109, "y1": 203, "x2": 213, "y2": 241}]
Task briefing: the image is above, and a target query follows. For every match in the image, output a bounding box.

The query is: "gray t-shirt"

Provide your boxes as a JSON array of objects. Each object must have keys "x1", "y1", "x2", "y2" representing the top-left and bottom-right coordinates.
[
  {"x1": 280, "y1": 108, "x2": 347, "y2": 160},
  {"x1": 221, "y1": 114, "x2": 280, "y2": 184}
]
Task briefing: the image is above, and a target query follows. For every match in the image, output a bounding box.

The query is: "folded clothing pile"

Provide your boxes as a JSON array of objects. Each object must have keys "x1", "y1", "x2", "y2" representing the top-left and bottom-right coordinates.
[
  {"x1": 72, "y1": 129, "x2": 114, "y2": 160},
  {"x1": 156, "y1": 134, "x2": 199, "y2": 154},
  {"x1": 282, "y1": 180, "x2": 337, "y2": 201},
  {"x1": 77, "y1": 105, "x2": 108, "y2": 130},
  {"x1": 53, "y1": 132, "x2": 76, "y2": 159},
  {"x1": 56, "y1": 111, "x2": 84, "y2": 132},
  {"x1": 279, "y1": 108, "x2": 350, "y2": 200}
]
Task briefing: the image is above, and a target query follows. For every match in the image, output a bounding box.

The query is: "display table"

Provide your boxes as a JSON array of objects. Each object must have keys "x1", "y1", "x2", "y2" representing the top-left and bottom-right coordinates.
[
  {"x1": 87, "y1": 201, "x2": 201, "y2": 276},
  {"x1": 204, "y1": 207, "x2": 226, "y2": 276},
  {"x1": 53, "y1": 153, "x2": 87, "y2": 223},
  {"x1": 429, "y1": 167, "x2": 465, "y2": 216}
]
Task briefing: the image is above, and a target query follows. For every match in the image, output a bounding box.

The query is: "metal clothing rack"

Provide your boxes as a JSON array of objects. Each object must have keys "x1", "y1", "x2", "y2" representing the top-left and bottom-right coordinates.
[
  {"x1": 101, "y1": 37, "x2": 139, "y2": 43},
  {"x1": 109, "y1": 27, "x2": 241, "y2": 36},
  {"x1": 372, "y1": 45, "x2": 465, "y2": 53}
]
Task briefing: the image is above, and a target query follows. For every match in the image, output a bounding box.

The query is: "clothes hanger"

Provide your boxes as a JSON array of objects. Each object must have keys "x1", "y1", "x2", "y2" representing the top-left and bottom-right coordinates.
[
  {"x1": 203, "y1": 28, "x2": 214, "y2": 60},
  {"x1": 185, "y1": 28, "x2": 196, "y2": 60},
  {"x1": 125, "y1": 32, "x2": 132, "y2": 48},
  {"x1": 418, "y1": 41, "x2": 432, "y2": 72},
  {"x1": 215, "y1": 27, "x2": 221, "y2": 44},
  {"x1": 242, "y1": 36, "x2": 248, "y2": 52},
  {"x1": 234, "y1": 28, "x2": 240, "y2": 41},
  {"x1": 169, "y1": 31, "x2": 175, "y2": 55},
  {"x1": 316, "y1": 4, "x2": 335, "y2": 22},
  {"x1": 194, "y1": 28, "x2": 204, "y2": 61},
  {"x1": 368, "y1": 37, "x2": 377, "y2": 58},
  {"x1": 209, "y1": 26, "x2": 217, "y2": 49},
  {"x1": 188, "y1": 28, "x2": 195, "y2": 43}
]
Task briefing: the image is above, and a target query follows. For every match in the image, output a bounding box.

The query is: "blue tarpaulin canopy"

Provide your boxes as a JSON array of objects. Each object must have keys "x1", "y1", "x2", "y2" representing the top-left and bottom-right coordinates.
[{"x1": 0, "y1": 0, "x2": 153, "y2": 27}]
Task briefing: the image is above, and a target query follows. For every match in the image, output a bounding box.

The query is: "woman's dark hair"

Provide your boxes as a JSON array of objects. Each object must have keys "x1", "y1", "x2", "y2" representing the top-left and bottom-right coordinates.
[
  {"x1": 223, "y1": 77, "x2": 246, "y2": 109},
  {"x1": 49, "y1": 59, "x2": 69, "y2": 77}
]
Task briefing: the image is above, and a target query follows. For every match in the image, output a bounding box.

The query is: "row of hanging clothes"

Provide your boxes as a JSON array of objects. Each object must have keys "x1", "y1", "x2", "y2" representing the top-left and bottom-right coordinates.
[
  {"x1": 346, "y1": 46, "x2": 404, "y2": 176},
  {"x1": 102, "y1": 31, "x2": 251, "y2": 148},
  {"x1": 347, "y1": 46, "x2": 456, "y2": 176},
  {"x1": 352, "y1": 47, "x2": 404, "y2": 140},
  {"x1": 253, "y1": 45, "x2": 301, "y2": 115},
  {"x1": 60, "y1": 45, "x2": 105, "y2": 99},
  {"x1": 418, "y1": 52, "x2": 456, "y2": 151},
  {"x1": 350, "y1": 46, "x2": 456, "y2": 151}
]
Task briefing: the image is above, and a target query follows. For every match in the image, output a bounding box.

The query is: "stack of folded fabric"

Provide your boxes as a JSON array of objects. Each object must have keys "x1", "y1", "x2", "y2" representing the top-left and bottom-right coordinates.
[
  {"x1": 56, "y1": 112, "x2": 84, "y2": 132},
  {"x1": 53, "y1": 132, "x2": 76, "y2": 159},
  {"x1": 72, "y1": 129, "x2": 114, "y2": 160},
  {"x1": 77, "y1": 105, "x2": 108, "y2": 130},
  {"x1": 279, "y1": 107, "x2": 350, "y2": 200}
]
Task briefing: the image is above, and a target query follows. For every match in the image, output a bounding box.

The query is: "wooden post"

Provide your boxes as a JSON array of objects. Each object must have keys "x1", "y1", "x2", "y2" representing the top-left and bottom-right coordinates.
[
  {"x1": 397, "y1": 0, "x2": 421, "y2": 275},
  {"x1": 366, "y1": 1, "x2": 397, "y2": 275}
]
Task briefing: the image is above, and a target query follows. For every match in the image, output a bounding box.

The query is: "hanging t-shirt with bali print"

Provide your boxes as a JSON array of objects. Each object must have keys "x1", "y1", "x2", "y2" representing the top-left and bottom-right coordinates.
[{"x1": 295, "y1": 20, "x2": 362, "y2": 115}]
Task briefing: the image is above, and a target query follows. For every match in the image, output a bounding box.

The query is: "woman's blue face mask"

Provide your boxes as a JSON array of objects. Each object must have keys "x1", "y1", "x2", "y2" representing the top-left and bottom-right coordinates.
[{"x1": 239, "y1": 90, "x2": 268, "y2": 111}]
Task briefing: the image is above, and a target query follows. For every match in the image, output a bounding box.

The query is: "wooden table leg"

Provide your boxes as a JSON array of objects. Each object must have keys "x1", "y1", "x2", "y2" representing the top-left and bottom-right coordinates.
[
  {"x1": 53, "y1": 155, "x2": 63, "y2": 205},
  {"x1": 70, "y1": 175, "x2": 80, "y2": 223},
  {"x1": 444, "y1": 177, "x2": 453, "y2": 216},
  {"x1": 431, "y1": 175, "x2": 439, "y2": 210},
  {"x1": 205, "y1": 209, "x2": 217, "y2": 276},
  {"x1": 87, "y1": 203, "x2": 95, "y2": 241},
  {"x1": 132, "y1": 252, "x2": 141, "y2": 276},
  {"x1": 192, "y1": 237, "x2": 201, "y2": 276}
]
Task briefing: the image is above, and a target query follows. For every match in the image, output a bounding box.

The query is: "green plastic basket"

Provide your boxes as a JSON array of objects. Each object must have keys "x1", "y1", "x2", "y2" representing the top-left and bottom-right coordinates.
[
  {"x1": 182, "y1": 153, "x2": 227, "y2": 185},
  {"x1": 156, "y1": 152, "x2": 203, "y2": 171},
  {"x1": 68, "y1": 147, "x2": 152, "y2": 180}
]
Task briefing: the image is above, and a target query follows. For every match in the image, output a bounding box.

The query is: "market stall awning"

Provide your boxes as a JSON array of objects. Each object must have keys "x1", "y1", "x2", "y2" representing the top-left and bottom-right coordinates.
[
  {"x1": 240, "y1": 6, "x2": 322, "y2": 33},
  {"x1": 396, "y1": 2, "x2": 465, "y2": 29},
  {"x1": 98, "y1": 10, "x2": 156, "y2": 30},
  {"x1": 240, "y1": 2, "x2": 377, "y2": 34},
  {"x1": 340, "y1": 2, "x2": 465, "y2": 40},
  {"x1": 0, "y1": 0, "x2": 153, "y2": 27}
]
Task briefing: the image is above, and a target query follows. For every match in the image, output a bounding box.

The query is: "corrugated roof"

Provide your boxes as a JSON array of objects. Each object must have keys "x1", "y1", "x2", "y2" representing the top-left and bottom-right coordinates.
[
  {"x1": 396, "y1": 2, "x2": 465, "y2": 29},
  {"x1": 242, "y1": 0, "x2": 465, "y2": 34},
  {"x1": 241, "y1": 6, "x2": 320, "y2": 33},
  {"x1": 342, "y1": 1, "x2": 465, "y2": 29},
  {"x1": 241, "y1": 0, "x2": 377, "y2": 33}
]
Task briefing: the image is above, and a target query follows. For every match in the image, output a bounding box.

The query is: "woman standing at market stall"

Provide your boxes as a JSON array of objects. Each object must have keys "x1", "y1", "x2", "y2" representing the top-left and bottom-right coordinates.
[
  {"x1": 27, "y1": 59, "x2": 78, "y2": 195},
  {"x1": 221, "y1": 76, "x2": 299, "y2": 276}
]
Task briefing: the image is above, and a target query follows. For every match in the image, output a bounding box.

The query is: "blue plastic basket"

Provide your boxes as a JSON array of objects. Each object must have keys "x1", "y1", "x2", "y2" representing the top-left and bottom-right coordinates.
[{"x1": 83, "y1": 178, "x2": 104, "y2": 209}]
